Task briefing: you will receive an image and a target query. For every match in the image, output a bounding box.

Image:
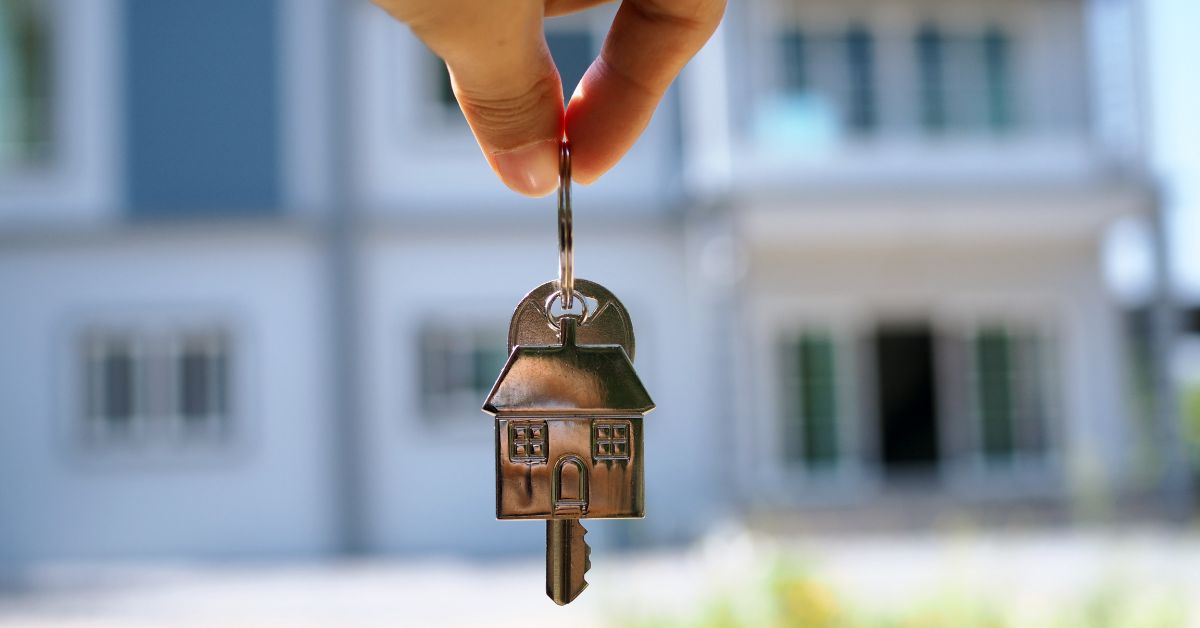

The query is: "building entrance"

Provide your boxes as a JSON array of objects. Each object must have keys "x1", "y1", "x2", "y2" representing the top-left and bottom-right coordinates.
[{"x1": 875, "y1": 325, "x2": 940, "y2": 478}]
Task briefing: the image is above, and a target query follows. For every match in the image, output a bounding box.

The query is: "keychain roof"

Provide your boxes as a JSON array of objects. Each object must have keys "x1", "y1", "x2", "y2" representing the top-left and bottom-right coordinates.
[{"x1": 483, "y1": 317, "x2": 654, "y2": 415}]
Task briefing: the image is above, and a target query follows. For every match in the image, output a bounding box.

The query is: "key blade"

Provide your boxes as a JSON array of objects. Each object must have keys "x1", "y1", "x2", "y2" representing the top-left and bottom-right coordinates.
[{"x1": 546, "y1": 519, "x2": 590, "y2": 605}]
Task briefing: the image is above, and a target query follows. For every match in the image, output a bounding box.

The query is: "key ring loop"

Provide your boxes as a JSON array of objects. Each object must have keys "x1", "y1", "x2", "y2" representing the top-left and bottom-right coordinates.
[
  {"x1": 556, "y1": 141, "x2": 574, "y2": 309},
  {"x1": 543, "y1": 289, "x2": 589, "y2": 325}
]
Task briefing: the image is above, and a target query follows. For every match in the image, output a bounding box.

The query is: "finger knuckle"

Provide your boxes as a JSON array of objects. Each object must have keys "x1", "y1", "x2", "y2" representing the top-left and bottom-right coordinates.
[{"x1": 457, "y1": 71, "x2": 562, "y2": 147}]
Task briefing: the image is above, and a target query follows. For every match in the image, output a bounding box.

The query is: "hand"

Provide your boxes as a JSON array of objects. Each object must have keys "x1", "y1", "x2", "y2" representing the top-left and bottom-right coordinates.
[{"x1": 372, "y1": 0, "x2": 726, "y2": 197}]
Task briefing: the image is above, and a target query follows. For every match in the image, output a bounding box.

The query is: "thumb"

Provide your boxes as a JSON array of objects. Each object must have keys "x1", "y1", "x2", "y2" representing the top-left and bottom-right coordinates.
[{"x1": 427, "y1": 11, "x2": 564, "y2": 197}]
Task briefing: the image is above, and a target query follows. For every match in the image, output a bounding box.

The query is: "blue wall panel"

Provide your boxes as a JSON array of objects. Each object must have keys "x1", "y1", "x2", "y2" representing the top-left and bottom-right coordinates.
[{"x1": 125, "y1": 0, "x2": 280, "y2": 216}]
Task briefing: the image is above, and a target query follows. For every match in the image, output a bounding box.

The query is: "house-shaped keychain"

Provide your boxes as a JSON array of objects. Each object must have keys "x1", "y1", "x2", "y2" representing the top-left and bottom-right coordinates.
[
  {"x1": 481, "y1": 144, "x2": 654, "y2": 603},
  {"x1": 484, "y1": 315, "x2": 654, "y2": 521}
]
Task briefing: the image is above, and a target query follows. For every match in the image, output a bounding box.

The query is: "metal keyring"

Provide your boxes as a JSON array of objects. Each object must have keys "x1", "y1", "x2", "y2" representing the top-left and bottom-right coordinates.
[
  {"x1": 556, "y1": 141, "x2": 574, "y2": 309},
  {"x1": 543, "y1": 289, "x2": 589, "y2": 325}
]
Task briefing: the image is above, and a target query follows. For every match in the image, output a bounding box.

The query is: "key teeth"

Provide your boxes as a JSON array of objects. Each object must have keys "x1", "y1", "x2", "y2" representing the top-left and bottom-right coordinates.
[
  {"x1": 582, "y1": 523, "x2": 591, "y2": 586},
  {"x1": 548, "y1": 519, "x2": 591, "y2": 606},
  {"x1": 571, "y1": 520, "x2": 590, "y2": 602},
  {"x1": 583, "y1": 526, "x2": 592, "y2": 576}
]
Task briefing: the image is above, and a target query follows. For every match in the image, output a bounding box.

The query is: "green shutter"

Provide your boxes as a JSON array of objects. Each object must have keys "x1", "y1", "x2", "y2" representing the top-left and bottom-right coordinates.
[
  {"x1": 844, "y1": 26, "x2": 876, "y2": 132},
  {"x1": 976, "y1": 328, "x2": 1014, "y2": 461},
  {"x1": 917, "y1": 25, "x2": 946, "y2": 132},
  {"x1": 780, "y1": 30, "x2": 808, "y2": 93},
  {"x1": 784, "y1": 332, "x2": 839, "y2": 470},
  {"x1": 0, "y1": 0, "x2": 52, "y2": 165},
  {"x1": 983, "y1": 29, "x2": 1013, "y2": 132}
]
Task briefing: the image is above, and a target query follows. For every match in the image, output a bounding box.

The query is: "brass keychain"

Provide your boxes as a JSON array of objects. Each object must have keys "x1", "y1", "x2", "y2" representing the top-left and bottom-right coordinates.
[{"x1": 483, "y1": 141, "x2": 655, "y2": 605}]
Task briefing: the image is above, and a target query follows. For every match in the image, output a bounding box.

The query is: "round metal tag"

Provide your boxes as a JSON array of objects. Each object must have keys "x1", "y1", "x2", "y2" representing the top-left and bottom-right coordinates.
[{"x1": 507, "y1": 278, "x2": 636, "y2": 361}]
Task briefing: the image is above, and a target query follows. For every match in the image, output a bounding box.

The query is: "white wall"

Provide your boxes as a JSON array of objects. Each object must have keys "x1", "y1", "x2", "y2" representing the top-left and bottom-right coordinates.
[{"x1": 0, "y1": 231, "x2": 334, "y2": 562}]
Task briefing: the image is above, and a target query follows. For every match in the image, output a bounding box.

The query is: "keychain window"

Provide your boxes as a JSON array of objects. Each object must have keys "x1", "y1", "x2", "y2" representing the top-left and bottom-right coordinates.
[
  {"x1": 593, "y1": 420, "x2": 631, "y2": 461},
  {"x1": 508, "y1": 421, "x2": 548, "y2": 464}
]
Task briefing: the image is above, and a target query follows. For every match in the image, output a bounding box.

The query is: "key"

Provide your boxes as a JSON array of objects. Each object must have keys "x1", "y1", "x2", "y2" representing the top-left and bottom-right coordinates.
[
  {"x1": 482, "y1": 142, "x2": 654, "y2": 605},
  {"x1": 484, "y1": 281, "x2": 654, "y2": 605},
  {"x1": 546, "y1": 518, "x2": 590, "y2": 605}
]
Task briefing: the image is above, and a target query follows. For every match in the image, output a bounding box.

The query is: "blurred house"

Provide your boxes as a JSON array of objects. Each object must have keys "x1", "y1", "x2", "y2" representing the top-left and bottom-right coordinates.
[
  {"x1": 703, "y1": 0, "x2": 1153, "y2": 520},
  {"x1": 0, "y1": 0, "x2": 1165, "y2": 565}
]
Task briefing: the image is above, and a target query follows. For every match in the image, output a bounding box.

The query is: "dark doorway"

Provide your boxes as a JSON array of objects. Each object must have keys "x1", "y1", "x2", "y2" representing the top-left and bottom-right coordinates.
[{"x1": 875, "y1": 325, "x2": 939, "y2": 476}]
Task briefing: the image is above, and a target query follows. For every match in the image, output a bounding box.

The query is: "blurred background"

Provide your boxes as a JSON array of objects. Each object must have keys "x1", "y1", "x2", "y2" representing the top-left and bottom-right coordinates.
[{"x1": 2, "y1": 0, "x2": 1200, "y2": 626}]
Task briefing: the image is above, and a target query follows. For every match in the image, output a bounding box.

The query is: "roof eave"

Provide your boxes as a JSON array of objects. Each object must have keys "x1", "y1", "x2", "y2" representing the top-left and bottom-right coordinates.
[{"x1": 482, "y1": 404, "x2": 656, "y2": 416}]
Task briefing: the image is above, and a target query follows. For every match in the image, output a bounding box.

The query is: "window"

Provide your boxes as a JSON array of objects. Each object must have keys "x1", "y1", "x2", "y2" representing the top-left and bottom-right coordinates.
[
  {"x1": 779, "y1": 31, "x2": 807, "y2": 93},
  {"x1": 775, "y1": 25, "x2": 876, "y2": 137},
  {"x1": 983, "y1": 29, "x2": 1013, "y2": 132},
  {"x1": 593, "y1": 420, "x2": 631, "y2": 461},
  {"x1": 781, "y1": 332, "x2": 839, "y2": 470},
  {"x1": 178, "y1": 332, "x2": 230, "y2": 426},
  {"x1": 972, "y1": 326, "x2": 1046, "y2": 463},
  {"x1": 0, "y1": 0, "x2": 52, "y2": 168},
  {"x1": 771, "y1": 20, "x2": 1018, "y2": 141},
  {"x1": 509, "y1": 421, "x2": 547, "y2": 463},
  {"x1": 419, "y1": 324, "x2": 507, "y2": 418},
  {"x1": 844, "y1": 26, "x2": 876, "y2": 133},
  {"x1": 917, "y1": 26, "x2": 947, "y2": 131},
  {"x1": 84, "y1": 334, "x2": 139, "y2": 435},
  {"x1": 82, "y1": 328, "x2": 232, "y2": 446},
  {"x1": 915, "y1": 25, "x2": 1014, "y2": 134}
]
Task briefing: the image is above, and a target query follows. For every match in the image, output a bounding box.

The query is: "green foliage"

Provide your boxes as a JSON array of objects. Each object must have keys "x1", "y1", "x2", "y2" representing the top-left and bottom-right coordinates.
[
  {"x1": 1055, "y1": 576, "x2": 1188, "y2": 628},
  {"x1": 1183, "y1": 384, "x2": 1200, "y2": 463},
  {"x1": 613, "y1": 555, "x2": 1192, "y2": 628}
]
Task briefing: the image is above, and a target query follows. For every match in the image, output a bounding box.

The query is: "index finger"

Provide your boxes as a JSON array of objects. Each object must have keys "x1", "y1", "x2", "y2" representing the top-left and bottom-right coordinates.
[{"x1": 565, "y1": 0, "x2": 725, "y2": 184}]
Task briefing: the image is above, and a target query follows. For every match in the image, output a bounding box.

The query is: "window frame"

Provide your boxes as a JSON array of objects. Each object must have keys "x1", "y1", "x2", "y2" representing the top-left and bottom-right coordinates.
[
  {"x1": 65, "y1": 310, "x2": 244, "y2": 463},
  {"x1": 80, "y1": 325, "x2": 233, "y2": 449},
  {"x1": 416, "y1": 321, "x2": 508, "y2": 423},
  {"x1": 916, "y1": 24, "x2": 948, "y2": 133},
  {"x1": 508, "y1": 420, "x2": 548, "y2": 464},
  {"x1": 935, "y1": 308, "x2": 1062, "y2": 487},
  {"x1": 780, "y1": 329, "x2": 841, "y2": 471},
  {"x1": 0, "y1": 0, "x2": 118, "y2": 218},
  {"x1": 172, "y1": 330, "x2": 232, "y2": 438},
  {"x1": 914, "y1": 23, "x2": 1016, "y2": 135},
  {"x1": 967, "y1": 323, "x2": 1051, "y2": 466},
  {"x1": 766, "y1": 25, "x2": 881, "y2": 141},
  {"x1": 843, "y1": 24, "x2": 877, "y2": 134},
  {"x1": 82, "y1": 329, "x2": 146, "y2": 443},
  {"x1": 0, "y1": 0, "x2": 55, "y2": 171},
  {"x1": 741, "y1": 298, "x2": 870, "y2": 506},
  {"x1": 758, "y1": 307, "x2": 865, "y2": 491},
  {"x1": 592, "y1": 419, "x2": 632, "y2": 462},
  {"x1": 748, "y1": 0, "x2": 1034, "y2": 156}
]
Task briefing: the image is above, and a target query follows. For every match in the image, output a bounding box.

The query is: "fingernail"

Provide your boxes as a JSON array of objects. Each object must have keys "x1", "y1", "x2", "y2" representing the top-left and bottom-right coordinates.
[{"x1": 492, "y1": 139, "x2": 560, "y2": 197}]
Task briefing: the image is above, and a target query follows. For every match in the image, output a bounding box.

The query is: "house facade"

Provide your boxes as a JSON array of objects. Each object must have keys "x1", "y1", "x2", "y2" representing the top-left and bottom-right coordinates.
[
  {"x1": 0, "y1": 0, "x2": 1158, "y2": 565},
  {"x1": 692, "y1": 0, "x2": 1152, "y2": 518}
]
